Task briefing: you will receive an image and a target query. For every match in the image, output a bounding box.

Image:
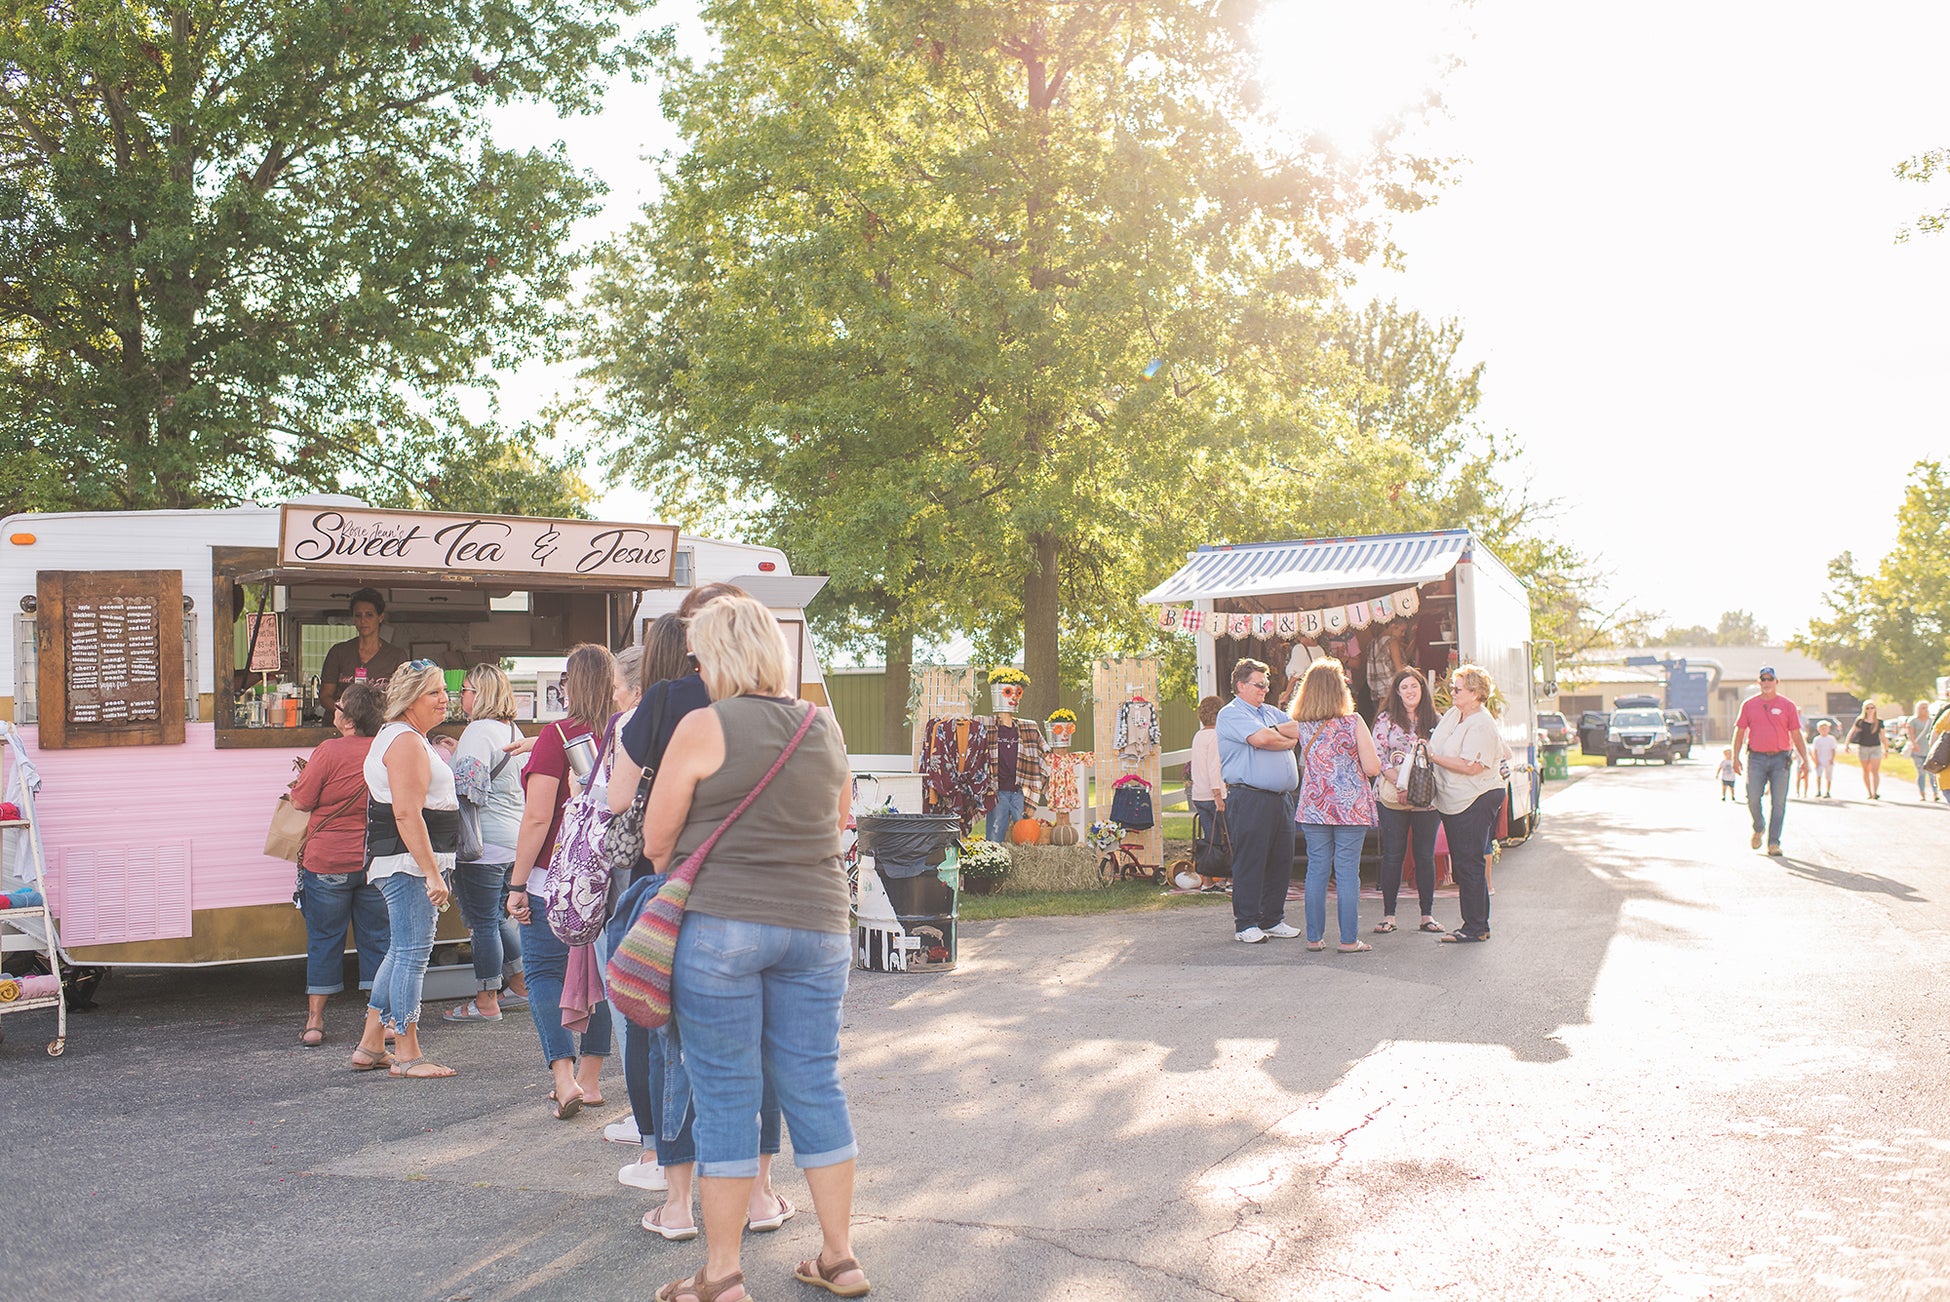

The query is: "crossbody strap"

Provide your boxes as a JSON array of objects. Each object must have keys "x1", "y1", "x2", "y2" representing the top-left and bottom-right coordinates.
[
  {"x1": 301, "y1": 780, "x2": 369, "y2": 848},
  {"x1": 671, "y1": 703, "x2": 819, "y2": 886}
]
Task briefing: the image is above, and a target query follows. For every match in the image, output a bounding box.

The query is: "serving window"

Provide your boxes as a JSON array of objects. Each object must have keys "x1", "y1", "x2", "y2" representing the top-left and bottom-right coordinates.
[{"x1": 211, "y1": 546, "x2": 648, "y2": 748}]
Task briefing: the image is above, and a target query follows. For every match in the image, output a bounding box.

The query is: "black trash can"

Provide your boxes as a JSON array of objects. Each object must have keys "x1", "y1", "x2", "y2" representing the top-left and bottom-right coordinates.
[{"x1": 854, "y1": 813, "x2": 963, "y2": 973}]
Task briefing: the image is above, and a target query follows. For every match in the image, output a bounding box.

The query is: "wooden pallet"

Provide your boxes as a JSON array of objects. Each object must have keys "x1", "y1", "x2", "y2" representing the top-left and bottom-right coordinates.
[{"x1": 1092, "y1": 657, "x2": 1163, "y2": 867}]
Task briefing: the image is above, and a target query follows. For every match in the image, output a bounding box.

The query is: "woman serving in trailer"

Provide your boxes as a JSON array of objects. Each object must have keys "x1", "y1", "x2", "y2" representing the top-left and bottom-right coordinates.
[{"x1": 318, "y1": 587, "x2": 409, "y2": 714}]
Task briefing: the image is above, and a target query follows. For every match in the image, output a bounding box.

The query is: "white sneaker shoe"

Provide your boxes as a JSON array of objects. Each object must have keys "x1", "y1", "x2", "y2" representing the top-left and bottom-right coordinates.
[
  {"x1": 618, "y1": 1159, "x2": 668, "y2": 1191},
  {"x1": 1263, "y1": 923, "x2": 1302, "y2": 939},
  {"x1": 1235, "y1": 926, "x2": 1269, "y2": 944},
  {"x1": 603, "y1": 1116, "x2": 642, "y2": 1146}
]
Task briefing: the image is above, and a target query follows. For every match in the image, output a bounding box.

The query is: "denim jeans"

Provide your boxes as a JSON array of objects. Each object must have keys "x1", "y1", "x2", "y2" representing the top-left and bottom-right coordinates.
[
  {"x1": 1190, "y1": 799, "x2": 1218, "y2": 846},
  {"x1": 299, "y1": 870, "x2": 390, "y2": 995},
  {"x1": 368, "y1": 873, "x2": 437, "y2": 1031},
  {"x1": 985, "y1": 789, "x2": 1025, "y2": 842},
  {"x1": 519, "y1": 893, "x2": 612, "y2": 1067},
  {"x1": 671, "y1": 913, "x2": 856, "y2": 1179},
  {"x1": 1916, "y1": 763, "x2": 1941, "y2": 800},
  {"x1": 606, "y1": 877, "x2": 783, "y2": 1168},
  {"x1": 451, "y1": 860, "x2": 515, "y2": 990},
  {"x1": 1746, "y1": 750, "x2": 1792, "y2": 845},
  {"x1": 1300, "y1": 824, "x2": 1366, "y2": 945},
  {"x1": 1376, "y1": 805, "x2": 1440, "y2": 917},
  {"x1": 1226, "y1": 786, "x2": 1296, "y2": 932},
  {"x1": 1441, "y1": 790, "x2": 1504, "y2": 939}
]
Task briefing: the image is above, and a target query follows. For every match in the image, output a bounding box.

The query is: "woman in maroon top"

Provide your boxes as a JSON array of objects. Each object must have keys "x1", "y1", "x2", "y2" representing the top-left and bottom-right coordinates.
[
  {"x1": 289, "y1": 683, "x2": 389, "y2": 1046},
  {"x1": 508, "y1": 644, "x2": 616, "y2": 1117}
]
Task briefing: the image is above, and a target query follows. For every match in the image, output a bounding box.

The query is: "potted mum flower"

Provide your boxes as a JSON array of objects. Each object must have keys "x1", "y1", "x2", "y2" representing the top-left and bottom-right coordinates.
[
  {"x1": 987, "y1": 666, "x2": 1030, "y2": 714},
  {"x1": 1046, "y1": 707, "x2": 1078, "y2": 748},
  {"x1": 957, "y1": 838, "x2": 1012, "y2": 895}
]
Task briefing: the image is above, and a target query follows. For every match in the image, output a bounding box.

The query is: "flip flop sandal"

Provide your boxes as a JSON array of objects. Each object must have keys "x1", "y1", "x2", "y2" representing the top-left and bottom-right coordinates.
[
  {"x1": 747, "y1": 1193, "x2": 797, "y2": 1232},
  {"x1": 1372, "y1": 921, "x2": 1397, "y2": 934},
  {"x1": 1305, "y1": 940, "x2": 1326, "y2": 952},
  {"x1": 442, "y1": 999, "x2": 502, "y2": 1022},
  {"x1": 1337, "y1": 942, "x2": 1373, "y2": 954},
  {"x1": 654, "y1": 1268, "x2": 742, "y2": 1300},
  {"x1": 795, "y1": 1253, "x2": 872, "y2": 1298},
  {"x1": 641, "y1": 1207, "x2": 700, "y2": 1242},
  {"x1": 390, "y1": 1056, "x2": 457, "y2": 1078},
  {"x1": 350, "y1": 1047, "x2": 394, "y2": 1072},
  {"x1": 1418, "y1": 920, "x2": 1446, "y2": 933},
  {"x1": 551, "y1": 1090, "x2": 584, "y2": 1120},
  {"x1": 1438, "y1": 931, "x2": 1489, "y2": 944},
  {"x1": 300, "y1": 1025, "x2": 325, "y2": 1047}
]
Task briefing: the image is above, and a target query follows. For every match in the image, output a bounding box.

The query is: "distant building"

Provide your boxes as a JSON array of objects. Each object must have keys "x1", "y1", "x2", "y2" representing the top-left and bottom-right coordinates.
[{"x1": 1549, "y1": 646, "x2": 1855, "y2": 743}]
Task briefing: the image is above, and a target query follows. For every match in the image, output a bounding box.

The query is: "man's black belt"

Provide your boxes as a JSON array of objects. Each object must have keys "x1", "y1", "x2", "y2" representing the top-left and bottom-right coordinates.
[{"x1": 1229, "y1": 783, "x2": 1296, "y2": 795}]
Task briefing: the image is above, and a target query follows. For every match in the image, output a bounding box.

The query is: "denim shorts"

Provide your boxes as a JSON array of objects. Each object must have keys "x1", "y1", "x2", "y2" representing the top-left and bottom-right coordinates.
[{"x1": 671, "y1": 913, "x2": 857, "y2": 1179}]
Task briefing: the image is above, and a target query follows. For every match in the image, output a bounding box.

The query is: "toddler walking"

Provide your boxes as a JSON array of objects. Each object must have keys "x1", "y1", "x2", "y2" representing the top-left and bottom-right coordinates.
[{"x1": 1716, "y1": 749, "x2": 1736, "y2": 801}]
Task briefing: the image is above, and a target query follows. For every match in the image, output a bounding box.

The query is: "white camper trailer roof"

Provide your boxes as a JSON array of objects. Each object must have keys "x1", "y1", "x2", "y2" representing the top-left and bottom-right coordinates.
[{"x1": 1140, "y1": 530, "x2": 1492, "y2": 604}]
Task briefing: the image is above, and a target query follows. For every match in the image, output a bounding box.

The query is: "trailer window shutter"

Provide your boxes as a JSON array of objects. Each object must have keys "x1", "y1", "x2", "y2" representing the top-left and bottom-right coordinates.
[
  {"x1": 13, "y1": 613, "x2": 36, "y2": 725},
  {"x1": 34, "y1": 570, "x2": 187, "y2": 749}
]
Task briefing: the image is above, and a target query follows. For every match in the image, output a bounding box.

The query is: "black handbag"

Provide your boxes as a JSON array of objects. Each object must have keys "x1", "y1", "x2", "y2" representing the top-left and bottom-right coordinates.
[
  {"x1": 1926, "y1": 725, "x2": 1950, "y2": 776},
  {"x1": 1405, "y1": 741, "x2": 1437, "y2": 808},
  {"x1": 1194, "y1": 811, "x2": 1232, "y2": 879}
]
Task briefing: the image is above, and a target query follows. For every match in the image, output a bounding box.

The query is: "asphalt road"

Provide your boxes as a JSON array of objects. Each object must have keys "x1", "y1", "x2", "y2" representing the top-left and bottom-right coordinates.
[{"x1": 3, "y1": 759, "x2": 1948, "y2": 1301}]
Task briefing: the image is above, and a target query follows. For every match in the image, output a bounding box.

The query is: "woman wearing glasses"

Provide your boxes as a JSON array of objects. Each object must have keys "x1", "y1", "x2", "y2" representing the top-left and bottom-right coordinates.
[{"x1": 349, "y1": 661, "x2": 459, "y2": 1078}]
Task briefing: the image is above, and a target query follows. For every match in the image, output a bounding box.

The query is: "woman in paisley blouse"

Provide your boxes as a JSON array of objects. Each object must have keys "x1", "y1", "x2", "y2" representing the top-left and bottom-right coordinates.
[
  {"x1": 1371, "y1": 667, "x2": 1444, "y2": 935},
  {"x1": 1289, "y1": 658, "x2": 1383, "y2": 953}
]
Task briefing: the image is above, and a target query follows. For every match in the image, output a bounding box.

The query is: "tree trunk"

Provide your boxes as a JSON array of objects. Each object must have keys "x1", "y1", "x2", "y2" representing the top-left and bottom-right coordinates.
[
  {"x1": 1022, "y1": 530, "x2": 1061, "y2": 719},
  {"x1": 881, "y1": 624, "x2": 913, "y2": 756}
]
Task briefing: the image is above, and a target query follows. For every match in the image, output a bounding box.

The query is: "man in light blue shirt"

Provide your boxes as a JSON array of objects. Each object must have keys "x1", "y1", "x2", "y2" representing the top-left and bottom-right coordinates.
[{"x1": 1216, "y1": 657, "x2": 1301, "y2": 943}]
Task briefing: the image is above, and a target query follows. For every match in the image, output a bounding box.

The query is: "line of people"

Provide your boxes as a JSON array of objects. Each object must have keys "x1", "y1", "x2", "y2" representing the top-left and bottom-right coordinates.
[
  {"x1": 1213, "y1": 654, "x2": 1507, "y2": 949},
  {"x1": 285, "y1": 585, "x2": 872, "y2": 1301}
]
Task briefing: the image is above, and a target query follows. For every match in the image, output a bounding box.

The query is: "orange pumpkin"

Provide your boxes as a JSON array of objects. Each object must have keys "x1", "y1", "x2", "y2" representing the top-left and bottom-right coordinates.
[{"x1": 1010, "y1": 817, "x2": 1044, "y2": 845}]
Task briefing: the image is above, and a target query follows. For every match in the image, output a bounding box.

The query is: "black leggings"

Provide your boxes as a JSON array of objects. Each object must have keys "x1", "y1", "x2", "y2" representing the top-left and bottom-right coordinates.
[
  {"x1": 1441, "y1": 789, "x2": 1505, "y2": 938},
  {"x1": 1376, "y1": 804, "x2": 1441, "y2": 917}
]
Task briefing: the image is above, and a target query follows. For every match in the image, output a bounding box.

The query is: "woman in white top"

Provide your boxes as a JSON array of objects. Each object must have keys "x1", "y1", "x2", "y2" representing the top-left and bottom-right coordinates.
[
  {"x1": 442, "y1": 664, "x2": 531, "y2": 1023},
  {"x1": 1187, "y1": 695, "x2": 1227, "y2": 886},
  {"x1": 349, "y1": 661, "x2": 460, "y2": 1078},
  {"x1": 1428, "y1": 664, "x2": 1505, "y2": 945}
]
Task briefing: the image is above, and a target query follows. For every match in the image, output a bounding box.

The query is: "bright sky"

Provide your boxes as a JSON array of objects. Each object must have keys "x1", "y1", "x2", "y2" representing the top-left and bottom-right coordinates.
[{"x1": 496, "y1": 1, "x2": 1950, "y2": 646}]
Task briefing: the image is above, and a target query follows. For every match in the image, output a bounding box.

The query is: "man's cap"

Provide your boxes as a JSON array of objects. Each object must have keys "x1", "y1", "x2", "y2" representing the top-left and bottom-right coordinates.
[{"x1": 1757, "y1": 665, "x2": 1777, "y2": 678}]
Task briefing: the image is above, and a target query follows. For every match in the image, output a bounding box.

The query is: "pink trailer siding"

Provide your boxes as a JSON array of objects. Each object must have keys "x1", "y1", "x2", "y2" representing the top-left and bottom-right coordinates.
[{"x1": 8, "y1": 724, "x2": 305, "y2": 944}]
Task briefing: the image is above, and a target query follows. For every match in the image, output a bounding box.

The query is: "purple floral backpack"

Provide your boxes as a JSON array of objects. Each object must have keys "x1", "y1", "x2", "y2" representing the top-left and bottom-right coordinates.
[{"x1": 545, "y1": 719, "x2": 618, "y2": 946}]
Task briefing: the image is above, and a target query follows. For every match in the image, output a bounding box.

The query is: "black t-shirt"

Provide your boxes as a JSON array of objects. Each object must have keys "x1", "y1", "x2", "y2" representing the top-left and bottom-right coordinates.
[
  {"x1": 621, "y1": 672, "x2": 713, "y2": 774},
  {"x1": 1849, "y1": 717, "x2": 1882, "y2": 747}
]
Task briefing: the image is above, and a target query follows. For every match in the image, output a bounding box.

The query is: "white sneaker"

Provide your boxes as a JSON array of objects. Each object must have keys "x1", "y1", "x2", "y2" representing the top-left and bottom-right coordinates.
[
  {"x1": 1263, "y1": 923, "x2": 1302, "y2": 939},
  {"x1": 603, "y1": 1116, "x2": 642, "y2": 1146},
  {"x1": 618, "y1": 1159, "x2": 668, "y2": 1191},
  {"x1": 1235, "y1": 927, "x2": 1268, "y2": 944}
]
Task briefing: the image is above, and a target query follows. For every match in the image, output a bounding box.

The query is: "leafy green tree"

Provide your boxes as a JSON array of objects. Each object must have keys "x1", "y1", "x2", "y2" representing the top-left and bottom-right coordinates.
[
  {"x1": 581, "y1": 0, "x2": 1439, "y2": 716},
  {"x1": 1895, "y1": 146, "x2": 1950, "y2": 242},
  {"x1": 1793, "y1": 461, "x2": 1950, "y2": 704},
  {"x1": 0, "y1": 0, "x2": 656, "y2": 518}
]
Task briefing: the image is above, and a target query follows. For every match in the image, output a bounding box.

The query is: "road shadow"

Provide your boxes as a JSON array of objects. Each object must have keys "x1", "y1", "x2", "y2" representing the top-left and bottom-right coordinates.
[{"x1": 1780, "y1": 857, "x2": 1929, "y2": 902}]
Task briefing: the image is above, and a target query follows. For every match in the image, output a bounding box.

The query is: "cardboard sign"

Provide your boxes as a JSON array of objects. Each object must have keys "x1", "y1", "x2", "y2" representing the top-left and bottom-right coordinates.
[{"x1": 247, "y1": 614, "x2": 282, "y2": 673}]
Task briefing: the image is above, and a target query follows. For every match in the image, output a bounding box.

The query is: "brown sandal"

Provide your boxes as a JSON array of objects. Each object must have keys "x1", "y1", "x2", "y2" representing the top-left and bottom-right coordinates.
[
  {"x1": 653, "y1": 1269, "x2": 745, "y2": 1302},
  {"x1": 795, "y1": 1253, "x2": 871, "y2": 1298},
  {"x1": 349, "y1": 1046, "x2": 394, "y2": 1072}
]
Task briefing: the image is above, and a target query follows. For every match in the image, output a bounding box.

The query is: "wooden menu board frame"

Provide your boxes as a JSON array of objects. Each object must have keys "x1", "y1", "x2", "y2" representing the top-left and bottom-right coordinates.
[{"x1": 35, "y1": 570, "x2": 187, "y2": 749}]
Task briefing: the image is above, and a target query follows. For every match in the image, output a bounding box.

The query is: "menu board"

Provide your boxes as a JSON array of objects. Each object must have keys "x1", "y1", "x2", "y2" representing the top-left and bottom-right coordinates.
[
  {"x1": 64, "y1": 595, "x2": 165, "y2": 725},
  {"x1": 35, "y1": 570, "x2": 186, "y2": 749}
]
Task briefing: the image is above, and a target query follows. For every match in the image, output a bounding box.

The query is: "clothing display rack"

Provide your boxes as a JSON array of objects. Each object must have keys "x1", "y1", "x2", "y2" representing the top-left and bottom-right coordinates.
[
  {"x1": 1091, "y1": 657, "x2": 1163, "y2": 867},
  {"x1": 0, "y1": 722, "x2": 68, "y2": 1056}
]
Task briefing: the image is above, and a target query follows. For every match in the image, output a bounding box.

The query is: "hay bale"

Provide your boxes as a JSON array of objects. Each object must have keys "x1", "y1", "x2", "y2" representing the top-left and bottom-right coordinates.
[{"x1": 996, "y1": 843, "x2": 1100, "y2": 893}]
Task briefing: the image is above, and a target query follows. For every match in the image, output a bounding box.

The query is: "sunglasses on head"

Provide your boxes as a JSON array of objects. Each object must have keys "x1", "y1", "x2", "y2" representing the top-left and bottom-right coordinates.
[{"x1": 408, "y1": 659, "x2": 439, "y2": 671}]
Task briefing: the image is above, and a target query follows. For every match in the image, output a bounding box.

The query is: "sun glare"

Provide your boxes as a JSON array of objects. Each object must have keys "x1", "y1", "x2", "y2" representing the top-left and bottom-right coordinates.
[{"x1": 1252, "y1": 0, "x2": 1464, "y2": 150}]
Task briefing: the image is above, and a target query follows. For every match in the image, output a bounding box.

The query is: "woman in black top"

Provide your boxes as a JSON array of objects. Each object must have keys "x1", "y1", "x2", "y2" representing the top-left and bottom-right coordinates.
[{"x1": 1847, "y1": 703, "x2": 1883, "y2": 800}]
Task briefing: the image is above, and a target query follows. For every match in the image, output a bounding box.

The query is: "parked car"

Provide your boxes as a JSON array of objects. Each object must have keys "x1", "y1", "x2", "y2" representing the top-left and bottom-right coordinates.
[
  {"x1": 1579, "y1": 710, "x2": 1611, "y2": 756},
  {"x1": 1607, "y1": 707, "x2": 1674, "y2": 765},
  {"x1": 1803, "y1": 714, "x2": 1842, "y2": 742},
  {"x1": 1662, "y1": 710, "x2": 1695, "y2": 760},
  {"x1": 1883, "y1": 718, "x2": 1909, "y2": 752},
  {"x1": 1537, "y1": 711, "x2": 1572, "y2": 747}
]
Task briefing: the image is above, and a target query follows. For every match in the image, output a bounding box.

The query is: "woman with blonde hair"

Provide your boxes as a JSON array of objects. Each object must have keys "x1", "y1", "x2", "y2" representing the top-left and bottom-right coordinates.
[
  {"x1": 643, "y1": 596, "x2": 868, "y2": 1302},
  {"x1": 1845, "y1": 702, "x2": 1883, "y2": 800},
  {"x1": 1288, "y1": 658, "x2": 1382, "y2": 954},
  {"x1": 508, "y1": 643, "x2": 616, "y2": 1117},
  {"x1": 349, "y1": 661, "x2": 459, "y2": 1078},
  {"x1": 443, "y1": 664, "x2": 529, "y2": 1023},
  {"x1": 1429, "y1": 664, "x2": 1505, "y2": 944}
]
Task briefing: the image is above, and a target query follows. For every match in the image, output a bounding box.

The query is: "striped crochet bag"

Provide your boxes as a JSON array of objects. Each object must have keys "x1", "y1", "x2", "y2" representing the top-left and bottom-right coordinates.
[{"x1": 607, "y1": 702, "x2": 819, "y2": 1029}]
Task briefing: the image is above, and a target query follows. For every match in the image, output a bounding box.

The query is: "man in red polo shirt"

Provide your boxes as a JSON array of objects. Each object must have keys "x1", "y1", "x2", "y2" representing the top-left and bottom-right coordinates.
[{"x1": 1731, "y1": 665, "x2": 1811, "y2": 856}]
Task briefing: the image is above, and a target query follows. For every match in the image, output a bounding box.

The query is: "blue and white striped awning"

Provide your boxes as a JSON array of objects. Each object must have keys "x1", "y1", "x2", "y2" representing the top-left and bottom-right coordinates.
[{"x1": 1139, "y1": 531, "x2": 1475, "y2": 604}]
